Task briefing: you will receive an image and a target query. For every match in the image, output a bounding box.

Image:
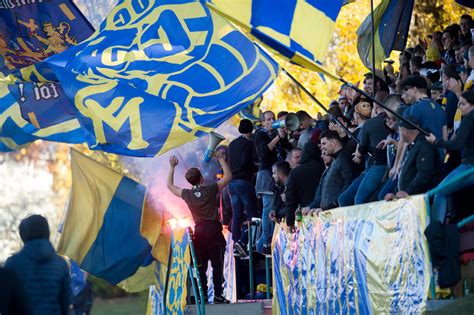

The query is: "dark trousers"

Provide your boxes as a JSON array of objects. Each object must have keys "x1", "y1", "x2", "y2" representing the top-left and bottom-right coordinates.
[
  {"x1": 194, "y1": 221, "x2": 226, "y2": 297},
  {"x1": 228, "y1": 179, "x2": 258, "y2": 243}
]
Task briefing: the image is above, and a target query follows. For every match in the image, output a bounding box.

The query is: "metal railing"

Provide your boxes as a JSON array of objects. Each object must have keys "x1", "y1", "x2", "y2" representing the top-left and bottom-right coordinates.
[
  {"x1": 162, "y1": 167, "x2": 474, "y2": 311},
  {"x1": 187, "y1": 227, "x2": 206, "y2": 315}
]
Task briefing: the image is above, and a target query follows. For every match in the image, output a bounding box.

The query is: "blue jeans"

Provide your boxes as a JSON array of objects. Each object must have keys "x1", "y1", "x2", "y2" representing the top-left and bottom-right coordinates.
[
  {"x1": 338, "y1": 173, "x2": 364, "y2": 207},
  {"x1": 355, "y1": 165, "x2": 386, "y2": 204},
  {"x1": 338, "y1": 165, "x2": 386, "y2": 206},
  {"x1": 256, "y1": 194, "x2": 273, "y2": 252},
  {"x1": 228, "y1": 180, "x2": 258, "y2": 243},
  {"x1": 377, "y1": 177, "x2": 398, "y2": 201},
  {"x1": 431, "y1": 163, "x2": 474, "y2": 223}
]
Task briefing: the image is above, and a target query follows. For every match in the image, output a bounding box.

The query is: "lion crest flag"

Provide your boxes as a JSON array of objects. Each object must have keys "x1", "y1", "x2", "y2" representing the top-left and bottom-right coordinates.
[
  {"x1": 5, "y1": 0, "x2": 279, "y2": 156},
  {"x1": 0, "y1": 0, "x2": 93, "y2": 151}
]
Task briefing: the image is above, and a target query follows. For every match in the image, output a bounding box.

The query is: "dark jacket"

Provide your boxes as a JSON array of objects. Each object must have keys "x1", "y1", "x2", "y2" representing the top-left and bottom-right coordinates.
[
  {"x1": 0, "y1": 267, "x2": 31, "y2": 315},
  {"x1": 254, "y1": 128, "x2": 278, "y2": 170},
  {"x1": 311, "y1": 149, "x2": 355, "y2": 210},
  {"x1": 228, "y1": 135, "x2": 257, "y2": 182},
  {"x1": 285, "y1": 142, "x2": 325, "y2": 226},
  {"x1": 5, "y1": 239, "x2": 72, "y2": 315},
  {"x1": 309, "y1": 167, "x2": 328, "y2": 210},
  {"x1": 398, "y1": 133, "x2": 441, "y2": 194},
  {"x1": 358, "y1": 112, "x2": 390, "y2": 165},
  {"x1": 424, "y1": 222, "x2": 461, "y2": 288},
  {"x1": 273, "y1": 184, "x2": 286, "y2": 219},
  {"x1": 436, "y1": 110, "x2": 474, "y2": 165}
]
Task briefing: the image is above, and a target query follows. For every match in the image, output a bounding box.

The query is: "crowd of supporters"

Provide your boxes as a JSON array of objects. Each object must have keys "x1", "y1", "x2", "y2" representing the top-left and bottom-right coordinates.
[{"x1": 212, "y1": 14, "x2": 474, "y2": 259}]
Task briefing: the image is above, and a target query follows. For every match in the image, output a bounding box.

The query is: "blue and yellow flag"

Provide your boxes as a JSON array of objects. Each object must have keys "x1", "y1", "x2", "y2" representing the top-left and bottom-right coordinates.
[
  {"x1": 57, "y1": 149, "x2": 164, "y2": 292},
  {"x1": 57, "y1": 149, "x2": 190, "y2": 309},
  {"x1": 13, "y1": 0, "x2": 278, "y2": 157},
  {"x1": 0, "y1": 82, "x2": 84, "y2": 151},
  {"x1": 357, "y1": 0, "x2": 414, "y2": 70},
  {"x1": 0, "y1": 0, "x2": 93, "y2": 74},
  {"x1": 0, "y1": 0, "x2": 93, "y2": 151},
  {"x1": 207, "y1": 0, "x2": 343, "y2": 75}
]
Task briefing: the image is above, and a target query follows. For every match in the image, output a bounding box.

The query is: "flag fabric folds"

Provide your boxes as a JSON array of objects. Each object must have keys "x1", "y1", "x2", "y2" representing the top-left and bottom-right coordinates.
[
  {"x1": 13, "y1": 0, "x2": 279, "y2": 157},
  {"x1": 456, "y1": 0, "x2": 474, "y2": 8},
  {"x1": 0, "y1": 0, "x2": 93, "y2": 151},
  {"x1": 207, "y1": 0, "x2": 344, "y2": 74},
  {"x1": 57, "y1": 149, "x2": 163, "y2": 292},
  {"x1": 357, "y1": 0, "x2": 414, "y2": 70},
  {"x1": 0, "y1": 0, "x2": 93, "y2": 74},
  {"x1": 0, "y1": 82, "x2": 84, "y2": 151},
  {"x1": 272, "y1": 195, "x2": 431, "y2": 313},
  {"x1": 68, "y1": 259, "x2": 87, "y2": 296}
]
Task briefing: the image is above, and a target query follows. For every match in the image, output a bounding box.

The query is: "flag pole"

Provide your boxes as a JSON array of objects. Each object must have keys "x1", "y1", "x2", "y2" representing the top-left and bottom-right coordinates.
[
  {"x1": 339, "y1": 77, "x2": 429, "y2": 136},
  {"x1": 281, "y1": 68, "x2": 361, "y2": 144},
  {"x1": 370, "y1": 0, "x2": 376, "y2": 97}
]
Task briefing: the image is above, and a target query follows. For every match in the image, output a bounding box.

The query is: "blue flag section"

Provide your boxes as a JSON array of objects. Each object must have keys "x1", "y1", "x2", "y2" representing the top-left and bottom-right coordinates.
[
  {"x1": 57, "y1": 150, "x2": 158, "y2": 289},
  {"x1": 207, "y1": 0, "x2": 344, "y2": 73},
  {"x1": 357, "y1": 0, "x2": 414, "y2": 70},
  {"x1": 456, "y1": 0, "x2": 474, "y2": 8},
  {"x1": 18, "y1": 0, "x2": 278, "y2": 157},
  {"x1": 0, "y1": 82, "x2": 84, "y2": 151},
  {"x1": 0, "y1": 0, "x2": 94, "y2": 151},
  {"x1": 69, "y1": 259, "x2": 87, "y2": 296},
  {"x1": 0, "y1": 0, "x2": 93, "y2": 74}
]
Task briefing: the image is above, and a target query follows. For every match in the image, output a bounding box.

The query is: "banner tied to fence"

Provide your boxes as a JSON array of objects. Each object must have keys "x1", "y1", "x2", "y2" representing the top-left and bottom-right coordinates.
[{"x1": 272, "y1": 195, "x2": 431, "y2": 314}]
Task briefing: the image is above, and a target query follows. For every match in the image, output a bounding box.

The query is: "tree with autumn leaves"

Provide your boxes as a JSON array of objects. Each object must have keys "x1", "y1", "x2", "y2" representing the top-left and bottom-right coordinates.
[{"x1": 261, "y1": 0, "x2": 473, "y2": 117}]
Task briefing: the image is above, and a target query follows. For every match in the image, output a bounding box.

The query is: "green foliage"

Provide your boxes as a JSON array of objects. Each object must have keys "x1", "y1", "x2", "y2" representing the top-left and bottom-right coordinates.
[
  {"x1": 412, "y1": 0, "x2": 473, "y2": 40},
  {"x1": 91, "y1": 296, "x2": 148, "y2": 315},
  {"x1": 89, "y1": 275, "x2": 129, "y2": 299}
]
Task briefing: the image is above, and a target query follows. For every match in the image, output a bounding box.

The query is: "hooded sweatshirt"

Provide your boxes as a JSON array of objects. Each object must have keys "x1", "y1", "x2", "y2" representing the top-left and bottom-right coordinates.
[
  {"x1": 5, "y1": 239, "x2": 72, "y2": 315},
  {"x1": 285, "y1": 141, "x2": 325, "y2": 226}
]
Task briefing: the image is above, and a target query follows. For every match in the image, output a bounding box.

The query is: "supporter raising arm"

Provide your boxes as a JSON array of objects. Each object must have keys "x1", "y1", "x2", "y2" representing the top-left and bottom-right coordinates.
[{"x1": 166, "y1": 150, "x2": 231, "y2": 304}]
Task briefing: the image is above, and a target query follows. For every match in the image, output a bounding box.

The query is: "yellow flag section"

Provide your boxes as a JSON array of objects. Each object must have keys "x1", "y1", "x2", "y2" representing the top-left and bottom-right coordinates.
[
  {"x1": 57, "y1": 149, "x2": 164, "y2": 292},
  {"x1": 208, "y1": 0, "x2": 343, "y2": 77},
  {"x1": 272, "y1": 195, "x2": 431, "y2": 314}
]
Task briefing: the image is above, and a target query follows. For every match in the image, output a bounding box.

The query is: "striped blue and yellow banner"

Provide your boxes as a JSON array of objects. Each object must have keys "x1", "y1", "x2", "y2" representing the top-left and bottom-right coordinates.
[
  {"x1": 272, "y1": 195, "x2": 431, "y2": 314},
  {"x1": 207, "y1": 0, "x2": 343, "y2": 74}
]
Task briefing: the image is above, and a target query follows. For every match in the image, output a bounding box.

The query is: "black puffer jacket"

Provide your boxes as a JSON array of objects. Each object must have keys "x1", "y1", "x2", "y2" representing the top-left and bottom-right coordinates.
[
  {"x1": 322, "y1": 149, "x2": 355, "y2": 209},
  {"x1": 311, "y1": 149, "x2": 355, "y2": 210},
  {"x1": 285, "y1": 142, "x2": 324, "y2": 226},
  {"x1": 5, "y1": 239, "x2": 72, "y2": 315}
]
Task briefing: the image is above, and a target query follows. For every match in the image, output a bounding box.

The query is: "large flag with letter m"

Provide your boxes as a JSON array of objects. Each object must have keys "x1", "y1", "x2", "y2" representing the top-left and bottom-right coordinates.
[{"x1": 9, "y1": 0, "x2": 279, "y2": 157}]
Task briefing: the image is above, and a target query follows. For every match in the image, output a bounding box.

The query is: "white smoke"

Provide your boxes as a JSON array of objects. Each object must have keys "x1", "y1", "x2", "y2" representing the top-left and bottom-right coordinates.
[{"x1": 121, "y1": 121, "x2": 239, "y2": 222}]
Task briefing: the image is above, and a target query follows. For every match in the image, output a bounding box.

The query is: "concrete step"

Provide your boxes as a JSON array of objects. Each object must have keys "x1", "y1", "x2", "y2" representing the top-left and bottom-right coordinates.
[
  {"x1": 427, "y1": 296, "x2": 474, "y2": 314},
  {"x1": 186, "y1": 300, "x2": 272, "y2": 315},
  {"x1": 186, "y1": 298, "x2": 474, "y2": 314}
]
